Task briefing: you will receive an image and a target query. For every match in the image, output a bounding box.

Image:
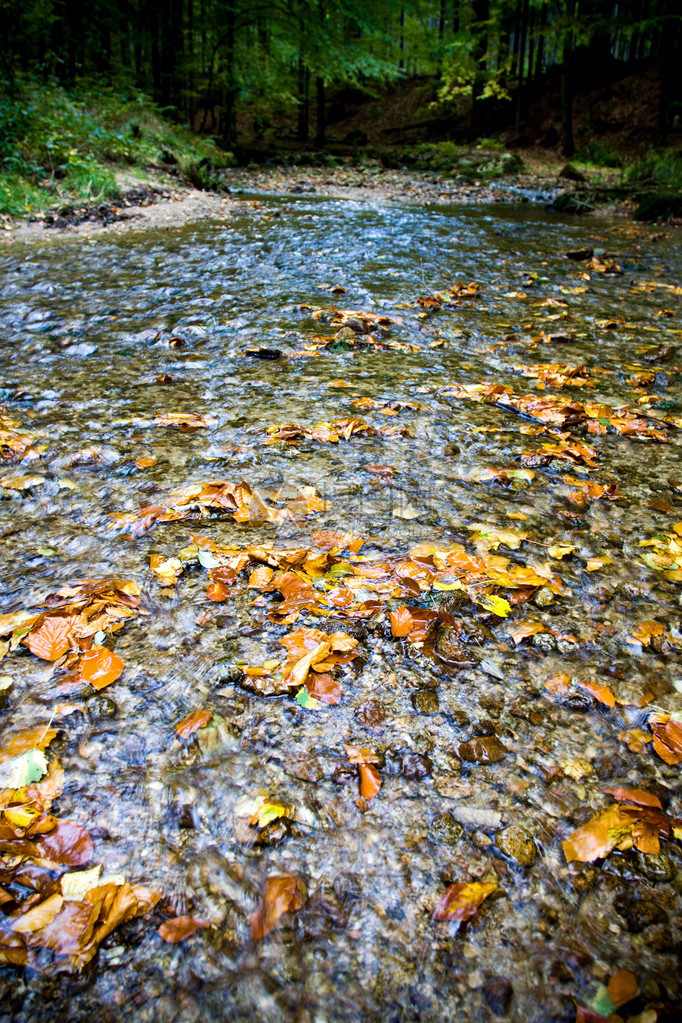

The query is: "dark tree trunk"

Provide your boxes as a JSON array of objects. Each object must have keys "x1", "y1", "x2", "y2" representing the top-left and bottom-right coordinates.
[
  {"x1": 471, "y1": 0, "x2": 490, "y2": 133},
  {"x1": 561, "y1": 0, "x2": 576, "y2": 157},
  {"x1": 222, "y1": 0, "x2": 237, "y2": 146},
  {"x1": 316, "y1": 75, "x2": 325, "y2": 146},
  {"x1": 399, "y1": 8, "x2": 406, "y2": 70},
  {"x1": 297, "y1": 54, "x2": 310, "y2": 142},
  {"x1": 515, "y1": 0, "x2": 529, "y2": 131}
]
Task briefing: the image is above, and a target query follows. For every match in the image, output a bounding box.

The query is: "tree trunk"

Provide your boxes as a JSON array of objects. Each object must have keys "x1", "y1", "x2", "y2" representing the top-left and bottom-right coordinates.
[
  {"x1": 399, "y1": 8, "x2": 406, "y2": 71},
  {"x1": 561, "y1": 0, "x2": 576, "y2": 157},
  {"x1": 222, "y1": 0, "x2": 237, "y2": 147},
  {"x1": 316, "y1": 75, "x2": 325, "y2": 146},
  {"x1": 471, "y1": 0, "x2": 490, "y2": 134},
  {"x1": 515, "y1": 0, "x2": 529, "y2": 132},
  {"x1": 297, "y1": 54, "x2": 309, "y2": 141}
]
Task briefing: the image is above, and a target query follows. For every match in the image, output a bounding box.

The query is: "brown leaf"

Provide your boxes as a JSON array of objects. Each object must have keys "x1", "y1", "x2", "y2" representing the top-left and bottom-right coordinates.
[
  {"x1": 562, "y1": 804, "x2": 641, "y2": 863},
  {"x1": 78, "y1": 647, "x2": 124, "y2": 690},
  {"x1": 305, "y1": 674, "x2": 341, "y2": 705},
  {"x1": 175, "y1": 709, "x2": 213, "y2": 740},
  {"x1": 0, "y1": 726, "x2": 58, "y2": 764},
  {"x1": 206, "y1": 581, "x2": 229, "y2": 602},
  {"x1": 158, "y1": 916, "x2": 209, "y2": 943},
  {"x1": 35, "y1": 819, "x2": 93, "y2": 866},
  {"x1": 575, "y1": 678, "x2": 616, "y2": 708},
  {"x1": 11, "y1": 893, "x2": 64, "y2": 933},
  {"x1": 344, "y1": 745, "x2": 380, "y2": 765},
  {"x1": 250, "y1": 875, "x2": 306, "y2": 941},
  {"x1": 432, "y1": 881, "x2": 498, "y2": 922},
  {"x1": 389, "y1": 607, "x2": 415, "y2": 637},
  {"x1": 607, "y1": 969, "x2": 638, "y2": 1008},
  {"x1": 26, "y1": 617, "x2": 74, "y2": 661}
]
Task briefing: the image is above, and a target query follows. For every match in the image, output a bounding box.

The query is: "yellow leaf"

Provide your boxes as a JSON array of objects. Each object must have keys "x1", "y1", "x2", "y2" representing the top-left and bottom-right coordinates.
[{"x1": 474, "y1": 594, "x2": 511, "y2": 618}]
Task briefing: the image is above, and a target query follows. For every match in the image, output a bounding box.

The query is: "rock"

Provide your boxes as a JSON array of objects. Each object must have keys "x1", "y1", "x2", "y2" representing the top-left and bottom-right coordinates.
[
  {"x1": 87, "y1": 695, "x2": 118, "y2": 721},
  {"x1": 565, "y1": 247, "x2": 593, "y2": 261},
  {"x1": 284, "y1": 753, "x2": 323, "y2": 783},
  {"x1": 549, "y1": 192, "x2": 594, "y2": 214},
  {"x1": 495, "y1": 826, "x2": 536, "y2": 867},
  {"x1": 343, "y1": 317, "x2": 367, "y2": 334},
  {"x1": 65, "y1": 342, "x2": 98, "y2": 357},
  {"x1": 434, "y1": 624, "x2": 477, "y2": 666},
  {"x1": 334, "y1": 327, "x2": 356, "y2": 341},
  {"x1": 245, "y1": 347, "x2": 282, "y2": 359},
  {"x1": 614, "y1": 892, "x2": 666, "y2": 933},
  {"x1": 402, "y1": 752, "x2": 433, "y2": 780},
  {"x1": 534, "y1": 587, "x2": 555, "y2": 608},
  {"x1": 354, "y1": 699, "x2": 385, "y2": 726},
  {"x1": 429, "y1": 811, "x2": 463, "y2": 844},
  {"x1": 459, "y1": 735, "x2": 508, "y2": 763},
  {"x1": 635, "y1": 851, "x2": 673, "y2": 882},
  {"x1": 482, "y1": 976, "x2": 513, "y2": 1016},
  {"x1": 451, "y1": 805, "x2": 503, "y2": 830},
  {"x1": 559, "y1": 163, "x2": 586, "y2": 182},
  {"x1": 412, "y1": 689, "x2": 439, "y2": 714}
]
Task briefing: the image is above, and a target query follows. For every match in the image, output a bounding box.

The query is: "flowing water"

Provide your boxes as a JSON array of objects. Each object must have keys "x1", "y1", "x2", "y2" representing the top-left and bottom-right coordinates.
[{"x1": 0, "y1": 195, "x2": 680, "y2": 1022}]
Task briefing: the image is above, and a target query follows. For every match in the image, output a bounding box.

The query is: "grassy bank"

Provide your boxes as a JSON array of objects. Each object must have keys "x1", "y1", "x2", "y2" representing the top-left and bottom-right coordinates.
[{"x1": 0, "y1": 78, "x2": 229, "y2": 218}]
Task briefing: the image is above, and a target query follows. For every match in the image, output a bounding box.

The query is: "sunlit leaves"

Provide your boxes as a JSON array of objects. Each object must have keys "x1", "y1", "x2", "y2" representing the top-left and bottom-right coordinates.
[
  {"x1": 562, "y1": 790, "x2": 670, "y2": 863},
  {"x1": 639, "y1": 526, "x2": 682, "y2": 581},
  {"x1": 250, "y1": 875, "x2": 306, "y2": 941},
  {"x1": 175, "y1": 709, "x2": 213, "y2": 739},
  {"x1": 26, "y1": 617, "x2": 74, "y2": 661},
  {"x1": 432, "y1": 881, "x2": 498, "y2": 922},
  {"x1": 150, "y1": 554, "x2": 183, "y2": 586},
  {"x1": 78, "y1": 647, "x2": 124, "y2": 690}
]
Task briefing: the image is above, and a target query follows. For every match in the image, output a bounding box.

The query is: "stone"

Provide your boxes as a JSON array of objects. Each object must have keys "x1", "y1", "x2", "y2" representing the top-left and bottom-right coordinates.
[
  {"x1": 284, "y1": 753, "x2": 323, "y2": 783},
  {"x1": 614, "y1": 892, "x2": 666, "y2": 933},
  {"x1": 429, "y1": 812, "x2": 463, "y2": 845},
  {"x1": 558, "y1": 163, "x2": 586, "y2": 182},
  {"x1": 354, "y1": 699, "x2": 385, "y2": 726},
  {"x1": 334, "y1": 327, "x2": 356, "y2": 341},
  {"x1": 412, "y1": 689, "x2": 439, "y2": 714},
  {"x1": 434, "y1": 623, "x2": 477, "y2": 665},
  {"x1": 343, "y1": 317, "x2": 366, "y2": 334},
  {"x1": 402, "y1": 752, "x2": 433, "y2": 780},
  {"x1": 635, "y1": 851, "x2": 673, "y2": 882},
  {"x1": 482, "y1": 975, "x2": 513, "y2": 1016},
  {"x1": 245, "y1": 347, "x2": 282, "y2": 359},
  {"x1": 87, "y1": 695, "x2": 118, "y2": 721},
  {"x1": 459, "y1": 735, "x2": 508, "y2": 763},
  {"x1": 565, "y1": 247, "x2": 593, "y2": 261},
  {"x1": 495, "y1": 826, "x2": 536, "y2": 867}
]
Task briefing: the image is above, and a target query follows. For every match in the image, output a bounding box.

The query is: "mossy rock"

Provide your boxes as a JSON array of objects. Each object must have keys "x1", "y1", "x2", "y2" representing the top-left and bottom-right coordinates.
[{"x1": 550, "y1": 191, "x2": 594, "y2": 214}]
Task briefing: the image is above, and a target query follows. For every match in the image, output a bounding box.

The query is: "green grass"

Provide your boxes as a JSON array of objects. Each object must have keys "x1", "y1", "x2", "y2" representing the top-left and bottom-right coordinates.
[{"x1": 0, "y1": 77, "x2": 227, "y2": 217}]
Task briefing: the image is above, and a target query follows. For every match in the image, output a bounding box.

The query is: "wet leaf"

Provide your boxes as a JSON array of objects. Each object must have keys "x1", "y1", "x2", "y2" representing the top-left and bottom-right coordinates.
[
  {"x1": 607, "y1": 969, "x2": 638, "y2": 1008},
  {"x1": 25, "y1": 617, "x2": 74, "y2": 661},
  {"x1": 250, "y1": 875, "x2": 306, "y2": 941},
  {"x1": 36, "y1": 819, "x2": 93, "y2": 866},
  {"x1": 158, "y1": 916, "x2": 209, "y2": 943},
  {"x1": 78, "y1": 647, "x2": 124, "y2": 690},
  {"x1": 175, "y1": 709, "x2": 213, "y2": 739},
  {"x1": 389, "y1": 606, "x2": 415, "y2": 637},
  {"x1": 432, "y1": 881, "x2": 498, "y2": 922},
  {"x1": 358, "y1": 763, "x2": 381, "y2": 801},
  {"x1": 648, "y1": 712, "x2": 682, "y2": 764},
  {"x1": 150, "y1": 554, "x2": 183, "y2": 586},
  {"x1": 0, "y1": 749, "x2": 48, "y2": 789}
]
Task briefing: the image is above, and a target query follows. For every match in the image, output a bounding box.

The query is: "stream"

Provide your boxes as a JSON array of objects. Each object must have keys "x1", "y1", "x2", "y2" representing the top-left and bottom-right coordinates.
[{"x1": 0, "y1": 194, "x2": 680, "y2": 1022}]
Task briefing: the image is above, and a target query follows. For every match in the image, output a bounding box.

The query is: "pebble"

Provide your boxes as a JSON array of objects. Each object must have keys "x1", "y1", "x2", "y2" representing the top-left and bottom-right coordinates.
[
  {"x1": 495, "y1": 825, "x2": 536, "y2": 867},
  {"x1": 429, "y1": 812, "x2": 463, "y2": 844},
  {"x1": 412, "y1": 689, "x2": 439, "y2": 713},
  {"x1": 459, "y1": 735, "x2": 508, "y2": 763}
]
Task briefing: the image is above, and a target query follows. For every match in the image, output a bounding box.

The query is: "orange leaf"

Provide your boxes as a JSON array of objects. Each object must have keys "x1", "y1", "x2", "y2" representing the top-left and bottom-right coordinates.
[
  {"x1": 0, "y1": 726, "x2": 58, "y2": 764},
  {"x1": 26, "y1": 617, "x2": 74, "y2": 661},
  {"x1": 206, "y1": 581, "x2": 228, "y2": 602},
  {"x1": 250, "y1": 875, "x2": 306, "y2": 941},
  {"x1": 305, "y1": 673, "x2": 341, "y2": 705},
  {"x1": 562, "y1": 804, "x2": 640, "y2": 863},
  {"x1": 432, "y1": 881, "x2": 498, "y2": 922},
  {"x1": 389, "y1": 607, "x2": 415, "y2": 637},
  {"x1": 175, "y1": 709, "x2": 213, "y2": 740},
  {"x1": 607, "y1": 969, "x2": 638, "y2": 1008},
  {"x1": 649, "y1": 714, "x2": 682, "y2": 765},
  {"x1": 36, "y1": 819, "x2": 93, "y2": 866},
  {"x1": 158, "y1": 916, "x2": 209, "y2": 943},
  {"x1": 344, "y1": 744, "x2": 380, "y2": 765},
  {"x1": 575, "y1": 678, "x2": 615, "y2": 708},
  {"x1": 358, "y1": 763, "x2": 381, "y2": 801},
  {"x1": 604, "y1": 786, "x2": 662, "y2": 809},
  {"x1": 134, "y1": 455, "x2": 157, "y2": 470},
  {"x1": 78, "y1": 647, "x2": 124, "y2": 690}
]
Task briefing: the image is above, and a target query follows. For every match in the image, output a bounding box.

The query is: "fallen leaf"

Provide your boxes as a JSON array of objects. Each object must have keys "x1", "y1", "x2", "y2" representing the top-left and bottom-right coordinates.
[
  {"x1": 158, "y1": 916, "x2": 209, "y2": 943},
  {"x1": 26, "y1": 617, "x2": 74, "y2": 661},
  {"x1": 389, "y1": 607, "x2": 415, "y2": 637},
  {"x1": 36, "y1": 819, "x2": 93, "y2": 866},
  {"x1": 175, "y1": 709, "x2": 213, "y2": 739},
  {"x1": 607, "y1": 969, "x2": 638, "y2": 1008},
  {"x1": 78, "y1": 647, "x2": 124, "y2": 690},
  {"x1": 648, "y1": 712, "x2": 682, "y2": 764},
  {"x1": 250, "y1": 875, "x2": 306, "y2": 941},
  {"x1": 432, "y1": 881, "x2": 498, "y2": 922}
]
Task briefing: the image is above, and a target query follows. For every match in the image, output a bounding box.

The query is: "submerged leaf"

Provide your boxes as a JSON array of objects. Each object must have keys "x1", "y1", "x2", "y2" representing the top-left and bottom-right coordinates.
[{"x1": 432, "y1": 881, "x2": 498, "y2": 922}]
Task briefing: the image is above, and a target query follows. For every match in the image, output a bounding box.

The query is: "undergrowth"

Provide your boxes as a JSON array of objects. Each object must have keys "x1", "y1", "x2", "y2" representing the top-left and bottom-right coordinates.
[{"x1": 0, "y1": 77, "x2": 227, "y2": 217}]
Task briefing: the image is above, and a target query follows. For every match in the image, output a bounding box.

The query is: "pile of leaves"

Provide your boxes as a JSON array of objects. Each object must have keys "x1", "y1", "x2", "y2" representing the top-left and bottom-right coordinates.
[
  {"x1": 240, "y1": 626, "x2": 358, "y2": 701},
  {"x1": 264, "y1": 418, "x2": 413, "y2": 444},
  {"x1": 0, "y1": 725, "x2": 159, "y2": 970},
  {"x1": 0, "y1": 407, "x2": 41, "y2": 463},
  {"x1": 109, "y1": 480, "x2": 330, "y2": 535}
]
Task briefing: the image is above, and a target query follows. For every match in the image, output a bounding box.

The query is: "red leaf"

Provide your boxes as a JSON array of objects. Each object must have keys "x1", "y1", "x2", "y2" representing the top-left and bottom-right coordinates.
[
  {"x1": 158, "y1": 916, "x2": 209, "y2": 943},
  {"x1": 78, "y1": 647, "x2": 125, "y2": 690},
  {"x1": 26, "y1": 617, "x2": 74, "y2": 661},
  {"x1": 604, "y1": 786, "x2": 662, "y2": 809}
]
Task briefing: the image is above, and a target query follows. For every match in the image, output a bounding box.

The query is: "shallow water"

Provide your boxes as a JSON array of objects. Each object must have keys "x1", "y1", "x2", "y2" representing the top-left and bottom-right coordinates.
[{"x1": 0, "y1": 195, "x2": 680, "y2": 1022}]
